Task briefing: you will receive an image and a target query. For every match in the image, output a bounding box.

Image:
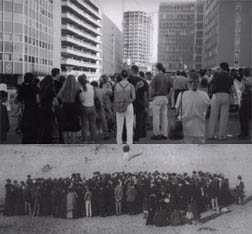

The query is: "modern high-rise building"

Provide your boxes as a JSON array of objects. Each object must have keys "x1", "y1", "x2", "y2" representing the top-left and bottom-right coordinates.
[
  {"x1": 203, "y1": 0, "x2": 252, "y2": 68},
  {"x1": 60, "y1": 0, "x2": 102, "y2": 80},
  {"x1": 193, "y1": 0, "x2": 206, "y2": 70},
  {"x1": 123, "y1": 11, "x2": 152, "y2": 66},
  {"x1": 102, "y1": 14, "x2": 123, "y2": 75},
  {"x1": 158, "y1": 2, "x2": 195, "y2": 71},
  {"x1": 0, "y1": 0, "x2": 54, "y2": 86}
]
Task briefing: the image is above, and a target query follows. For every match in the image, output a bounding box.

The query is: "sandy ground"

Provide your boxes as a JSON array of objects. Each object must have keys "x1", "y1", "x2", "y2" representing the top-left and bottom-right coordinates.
[{"x1": 0, "y1": 201, "x2": 252, "y2": 234}]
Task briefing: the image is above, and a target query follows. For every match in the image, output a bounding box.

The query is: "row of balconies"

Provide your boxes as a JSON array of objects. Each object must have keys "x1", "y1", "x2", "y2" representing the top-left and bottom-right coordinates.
[
  {"x1": 61, "y1": 57, "x2": 101, "y2": 69},
  {"x1": 61, "y1": 35, "x2": 101, "y2": 53},
  {"x1": 62, "y1": 24, "x2": 101, "y2": 44},
  {"x1": 62, "y1": 12, "x2": 101, "y2": 36},
  {"x1": 62, "y1": 1, "x2": 101, "y2": 28},
  {"x1": 61, "y1": 46, "x2": 101, "y2": 61},
  {"x1": 74, "y1": 0, "x2": 101, "y2": 20}
]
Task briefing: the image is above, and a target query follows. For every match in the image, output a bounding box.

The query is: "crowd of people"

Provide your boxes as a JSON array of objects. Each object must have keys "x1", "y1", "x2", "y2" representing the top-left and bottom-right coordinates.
[
  {"x1": 4, "y1": 171, "x2": 245, "y2": 227},
  {"x1": 0, "y1": 62, "x2": 251, "y2": 144}
]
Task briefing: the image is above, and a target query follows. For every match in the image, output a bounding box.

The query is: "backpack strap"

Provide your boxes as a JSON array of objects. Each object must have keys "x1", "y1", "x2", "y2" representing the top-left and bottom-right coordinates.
[{"x1": 119, "y1": 82, "x2": 129, "y2": 90}]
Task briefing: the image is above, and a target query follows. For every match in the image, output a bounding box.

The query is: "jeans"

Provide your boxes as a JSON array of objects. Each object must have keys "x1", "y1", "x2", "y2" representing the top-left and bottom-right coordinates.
[
  {"x1": 116, "y1": 104, "x2": 134, "y2": 145},
  {"x1": 96, "y1": 107, "x2": 109, "y2": 136},
  {"x1": 152, "y1": 96, "x2": 168, "y2": 137},
  {"x1": 208, "y1": 93, "x2": 230, "y2": 138},
  {"x1": 80, "y1": 105, "x2": 96, "y2": 142}
]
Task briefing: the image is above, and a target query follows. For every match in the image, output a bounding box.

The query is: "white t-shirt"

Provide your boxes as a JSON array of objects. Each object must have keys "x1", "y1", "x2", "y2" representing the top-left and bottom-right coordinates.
[
  {"x1": 176, "y1": 90, "x2": 210, "y2": 137},
  {"x1": 79, "y1": 84, "x2": 94, "y2": 107}
]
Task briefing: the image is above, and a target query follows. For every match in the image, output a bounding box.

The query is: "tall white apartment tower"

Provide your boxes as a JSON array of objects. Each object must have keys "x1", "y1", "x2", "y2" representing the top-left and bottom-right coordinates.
[
  {"x1": 60, "y1": 0, "x2": 102, "y2": 80},
  {"x1": 123, "y1": 11, "x2": 152, "y2": 66}
]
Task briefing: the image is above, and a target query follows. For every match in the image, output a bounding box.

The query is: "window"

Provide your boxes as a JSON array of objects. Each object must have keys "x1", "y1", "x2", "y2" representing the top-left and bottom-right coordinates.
[
  {"x1": 14, "y1": 14, "x2": 23, "y2": 23},
  {"x1": 4, "y1": 12, "x2": 13, "y2": 21},
  {"x1": 14, "y1": 62, "x2": 23, "y2": 74},
  {"x1": 4, "y1": 21, "x2": 13, "y2": 33},
  {"x1": 13, "y1": 54, "x2": 23, "y2": 61},
  {"x1": 14, "y1": 3, "x2": 23, "y2": 14},
  {"x1": 4, "y1": 53, "x2": 12, "y2": 61},
  {"x1": 4, "y1": 1, "x2": 13, "y2": 13},
  {"x1": 4, "y1": 42, "x2": 13, "y2": 52},
  {"x1": 14, "y1": 34, "x2": 22, "y2": 42},
  {"x1": 14, "y1": 42, "x2": 23, "y2": 53},
  {"x1": 3, "y1": 33, "x2": 12, "y2": 41},
  {"x1": 14, "y1": 23, "x2": 23, "y2": 34}
]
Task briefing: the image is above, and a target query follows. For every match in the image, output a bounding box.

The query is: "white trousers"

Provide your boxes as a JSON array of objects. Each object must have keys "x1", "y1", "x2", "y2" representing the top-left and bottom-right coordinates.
[
  {"x1": 85, "y1": 200, "x2": 92, "y2": 217},
  {"x1": 116, "y1": 104, "x2": 134, "y2": 145}
]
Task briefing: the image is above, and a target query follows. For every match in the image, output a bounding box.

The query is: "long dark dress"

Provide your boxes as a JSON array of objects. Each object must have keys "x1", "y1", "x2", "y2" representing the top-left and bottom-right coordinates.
[
  {"x1": 0, "y1": 103, "x2": 10, "y2": 142},
  {"x1": 61, "y1": 102, "x2": 81, "y2": 132},
  {"x1": 17, "y1": 83, "x2": 39, "y2": 143},
  {"x1": 4, "y1": 184, "x2": 15, "y2": 216},
  {"x1": 38, "y1": 89, "x2": 55, "y2": 144}
]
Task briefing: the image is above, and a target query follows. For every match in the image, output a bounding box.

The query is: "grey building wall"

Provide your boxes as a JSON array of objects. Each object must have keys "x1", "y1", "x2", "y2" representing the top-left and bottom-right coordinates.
[
  {"x1": 158, "y1": 2, "x2": 195, "y2": 71},
  {"x1": 53, "y1": 0, "x2": 62, "y2": 69},
  {"x1": 102, "y1": 14, "x2": 123, "y2": 75},
  {"x1": 203, "y1": 0, "x2": 252, "y2": 68}
]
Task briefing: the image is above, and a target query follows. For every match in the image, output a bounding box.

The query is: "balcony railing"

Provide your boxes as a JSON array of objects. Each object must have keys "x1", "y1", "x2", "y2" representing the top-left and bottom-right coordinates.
[
  {"x1": 62, "y1": 12, "x2": 101, "y2": 36},
  {"x1": 62, "y1": 1, "x2": 101, "y2": 28},
  {"x1": 62, "y1": 35, "x2": 101, "y2": 52},
  {"x1": 61, "y1": 58, "x2": 101, "y2": 69},
  {"x1": 75, "y1": 0, "x2": 101, "y2": 20},
  {"x1": 62, "y1": 24, "x2": 101, "y2": 44},
  {"x1": 61, "y1": 46, "x2": 101, "y2": 61}
]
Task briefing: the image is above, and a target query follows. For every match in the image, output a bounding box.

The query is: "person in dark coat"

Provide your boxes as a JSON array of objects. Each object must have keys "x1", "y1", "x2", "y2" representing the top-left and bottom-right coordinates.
[
  {"x1": 154, "y1": 203, "x2": 170, "y2": 227},
  {"x1": 0, "y1": 89, "x2": 10, "y2": 143},
  {"x1": 4, "y1": 179, "x2": 15, "y2": 216},
  {"x1": 146, "y1": 194, "x2": 158, "y2": 225},
  {"x1": 38, "y1": 75, "x2": 56, "y2": 144},
  {"x1": 126, "y1": 183, "x2": 138, "y2": 215},
  {"x1": 17, "y1": 73, "x2": 39, "y2": 143}
]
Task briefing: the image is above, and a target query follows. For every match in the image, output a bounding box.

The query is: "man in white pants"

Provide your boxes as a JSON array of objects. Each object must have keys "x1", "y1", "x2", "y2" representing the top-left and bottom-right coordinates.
[
  {"x1": 114, "y1": 70, "x2": 136, "y2": 145},
  {"x1": 150, "y1": 63, "x2": 172, "y2": 140},
  {"x1": 208, "y1": 63, "x2": 234, "y2": 140}
]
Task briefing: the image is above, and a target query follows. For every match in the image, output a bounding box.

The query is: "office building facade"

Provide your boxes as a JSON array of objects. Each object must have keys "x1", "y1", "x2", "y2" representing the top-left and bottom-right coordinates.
[
  {"x1": 123, "y1": 11, "x2": 152, "y2": 66},
  {"x1": 60, "y1": 0, "x2": 102, "y2": 80},
  {"x1": 102, "y1": 14, "x2": 123, "y2": 75},
  {"x1": 193, "y1": 0, "x2": 206, "y2": 70},
  {"x1": 158, "y1": 2, "x2": 195, "y2": 71},
  {"x1": 203, "y1": 0, "x2": 252, "y2": 68},
  {"x1": 0, "y1": 0, "x2": 54, "y2": 85}
]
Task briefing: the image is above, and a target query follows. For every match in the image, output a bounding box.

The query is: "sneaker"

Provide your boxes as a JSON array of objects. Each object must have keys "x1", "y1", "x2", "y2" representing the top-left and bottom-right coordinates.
[{"x1": 151, "y1": 135, "x2": 162, "y2": 140}]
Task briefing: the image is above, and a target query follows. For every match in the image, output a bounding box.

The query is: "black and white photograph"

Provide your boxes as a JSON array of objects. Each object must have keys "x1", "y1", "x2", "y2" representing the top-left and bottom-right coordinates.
[
  {"x1": 0, "y1": 0, "x2": 251, "y2": 144},
  {"x1": 0, "y1": 144, "x2": 252, "y2": 234},
  {"x1": 0, "y1": 0, "x2": 252, "y2": 234}
]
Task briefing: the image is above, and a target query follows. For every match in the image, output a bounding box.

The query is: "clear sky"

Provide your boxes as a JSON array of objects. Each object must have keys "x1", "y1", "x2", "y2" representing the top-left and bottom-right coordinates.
[{"x1": 99, "y1": 0, "x2": 196, "y2": 61}]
